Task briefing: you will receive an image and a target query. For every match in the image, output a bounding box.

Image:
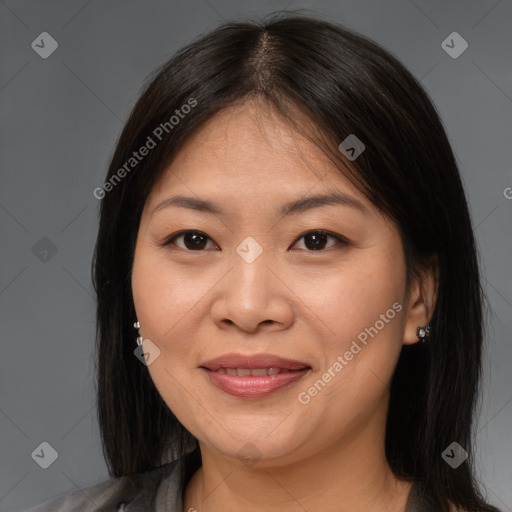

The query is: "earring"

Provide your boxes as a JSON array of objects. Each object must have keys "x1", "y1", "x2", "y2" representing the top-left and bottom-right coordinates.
[
  {"x1": 417, "y1": 324, "x2": 431, "y2": 342},
  {"x1": 133, "y1": 321, "x2": 143, "y2": 346}
]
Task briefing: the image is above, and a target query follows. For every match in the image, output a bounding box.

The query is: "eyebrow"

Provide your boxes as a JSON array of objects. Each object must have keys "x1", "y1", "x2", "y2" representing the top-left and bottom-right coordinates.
[{"x1": 151, "y1": 191, "x2": 367, "y2": 217}]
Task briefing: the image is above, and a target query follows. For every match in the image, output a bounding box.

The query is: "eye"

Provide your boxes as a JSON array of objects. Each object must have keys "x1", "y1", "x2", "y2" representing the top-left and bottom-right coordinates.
[
  {"x1": 291, "y1": 230, "x2": 347, "y2": 251},
  {"x1": 160, "y1": 230, "x2": 219, "y2": 251},
  {"x1": 159, "y1": 229, "x2": 348, "y2": 252}
]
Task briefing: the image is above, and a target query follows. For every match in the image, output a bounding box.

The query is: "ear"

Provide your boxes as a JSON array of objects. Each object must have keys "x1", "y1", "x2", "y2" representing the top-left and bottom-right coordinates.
[{"x1": 403, "y1": 254, "x2": 439, "y2": 345}]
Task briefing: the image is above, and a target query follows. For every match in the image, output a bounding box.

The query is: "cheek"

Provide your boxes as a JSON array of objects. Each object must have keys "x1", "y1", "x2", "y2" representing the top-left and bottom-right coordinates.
[
  {"x1": 131, "y1": 242, "x2": 221, "y2": 371},
  {"x1": 132, "y1": 239, "x2": 190, "y2": 336},
  {"x1": 312, "y1": 254, "x2": 404, "y2": 346},
  {"x1": 131, "y1": 245, "x2": 204, "y2": 422},
  {"x1": 305, "y1": 252, "x2": 406, "y2": 411}
]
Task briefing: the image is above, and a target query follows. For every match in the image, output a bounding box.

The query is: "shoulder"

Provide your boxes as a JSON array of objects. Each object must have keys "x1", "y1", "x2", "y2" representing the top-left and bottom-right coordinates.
[{"x1": 22, "y1": 459, "x2": 182, "y2": 512}]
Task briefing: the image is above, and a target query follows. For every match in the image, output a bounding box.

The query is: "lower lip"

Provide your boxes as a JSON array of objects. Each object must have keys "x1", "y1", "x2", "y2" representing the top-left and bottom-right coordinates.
[{"x1": 201, "y1": 368, "x2": 311, "y2": 398}]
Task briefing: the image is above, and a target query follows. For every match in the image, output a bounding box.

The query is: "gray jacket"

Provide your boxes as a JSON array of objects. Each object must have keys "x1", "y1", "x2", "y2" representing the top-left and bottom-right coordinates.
[
  {"x1": 23, "y1": 458, "x2": 183, "y2": 512},
  {"x1": 22, "y1": 456, "x2": 439, "y2": 512}
]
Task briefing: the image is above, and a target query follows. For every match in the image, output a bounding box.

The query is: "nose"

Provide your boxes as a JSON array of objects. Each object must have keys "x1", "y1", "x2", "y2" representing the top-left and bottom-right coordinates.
[{"x1": 210, "y1": 246, "x2": 294, "y2": 334}]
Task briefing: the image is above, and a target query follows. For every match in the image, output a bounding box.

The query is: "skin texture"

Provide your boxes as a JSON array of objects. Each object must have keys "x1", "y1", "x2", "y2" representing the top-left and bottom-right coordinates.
[{"x1": 131, "y1": 100, "x2": 438, "y2": 512}]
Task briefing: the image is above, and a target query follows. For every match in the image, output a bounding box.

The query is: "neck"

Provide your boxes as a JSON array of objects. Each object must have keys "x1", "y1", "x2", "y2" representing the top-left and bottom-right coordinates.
[{"x1": 183, "y1": 415, "x2": 412, "y2": 512}]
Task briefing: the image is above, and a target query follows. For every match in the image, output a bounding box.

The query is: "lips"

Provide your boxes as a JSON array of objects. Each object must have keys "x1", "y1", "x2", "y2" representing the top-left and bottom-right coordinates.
[
  {"x1": 200, "y1": 353, "x2": 312, "y2": 399},
  {"x1": 200, "y1": 353, "x2": 310, "y2": 372},
  {"x1": 215, "y1": 367, "x2": 291, "y2": 376}
]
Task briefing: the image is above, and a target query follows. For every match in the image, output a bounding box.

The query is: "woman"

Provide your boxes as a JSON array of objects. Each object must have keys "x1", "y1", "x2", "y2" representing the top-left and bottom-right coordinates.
[{"x1": 26, "y1": 12, "x2": 500, "y2": 512}]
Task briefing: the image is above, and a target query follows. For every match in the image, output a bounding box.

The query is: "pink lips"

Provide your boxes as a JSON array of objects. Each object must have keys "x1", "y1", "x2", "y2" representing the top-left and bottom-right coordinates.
[{"x1": 200, "y1": 353, "x2": 311, "y2": 398}]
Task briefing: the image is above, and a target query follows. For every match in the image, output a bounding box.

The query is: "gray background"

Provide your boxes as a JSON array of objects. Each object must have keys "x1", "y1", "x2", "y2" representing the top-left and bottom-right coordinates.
[{"x1": 0, "y1": 0, "x2": 510, "y2": 510}]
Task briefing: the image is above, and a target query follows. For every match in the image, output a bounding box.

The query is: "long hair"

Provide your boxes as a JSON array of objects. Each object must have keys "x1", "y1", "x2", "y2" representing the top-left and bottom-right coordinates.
[{"x1": 92, "y1": 12, "x2": 498, "y2": 511}]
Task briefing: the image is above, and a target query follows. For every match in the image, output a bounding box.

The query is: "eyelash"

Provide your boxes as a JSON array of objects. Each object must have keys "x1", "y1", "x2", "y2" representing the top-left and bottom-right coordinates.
[{"x1": 158, "y1": 229, "x2": 349, "y2": 252}]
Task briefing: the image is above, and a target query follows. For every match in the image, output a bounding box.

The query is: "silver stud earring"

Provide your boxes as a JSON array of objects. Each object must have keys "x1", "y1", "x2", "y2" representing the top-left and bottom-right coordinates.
[
  {"x1": 133, "y1": 321, "x2": 143, "y2": 346},
  {"x1": 417, "y1": 324, "x2": 431, "y2": 342}
]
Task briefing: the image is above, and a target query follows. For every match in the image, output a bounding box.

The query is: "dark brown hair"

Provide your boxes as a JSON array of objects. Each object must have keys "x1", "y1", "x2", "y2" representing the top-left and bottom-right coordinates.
[{"x1": 92, "y1": 12, "x2": 499, "y2": 511}]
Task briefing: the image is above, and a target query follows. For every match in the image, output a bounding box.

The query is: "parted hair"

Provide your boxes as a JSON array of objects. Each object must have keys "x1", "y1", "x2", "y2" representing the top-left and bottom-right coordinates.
[{"x1": 92, "y1": 12, "x2": 499, "y2": 511}]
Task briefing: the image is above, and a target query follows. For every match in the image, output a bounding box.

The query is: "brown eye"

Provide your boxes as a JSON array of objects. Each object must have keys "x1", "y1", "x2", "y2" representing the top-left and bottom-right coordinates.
[
  {"x1": 160, "y1": 229, "x2": 347, "y2": 252},
  {"x1": 291, "y1": 230, "x2": 347, "y2": 251},
  {"x1": 162, "y1": 231, "x2": 218, "y2": 251}
]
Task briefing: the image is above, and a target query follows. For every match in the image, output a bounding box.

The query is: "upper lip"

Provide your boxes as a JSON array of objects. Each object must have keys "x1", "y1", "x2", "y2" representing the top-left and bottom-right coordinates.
[{"x1": 200, "y1": 353, "x2": 311, "y2": 371}]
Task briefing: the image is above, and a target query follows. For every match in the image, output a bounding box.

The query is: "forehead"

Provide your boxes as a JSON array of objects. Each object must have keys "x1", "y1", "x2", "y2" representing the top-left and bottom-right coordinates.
[{"x1": 147, "y1": 101, "x2": 366, "y2": 208}]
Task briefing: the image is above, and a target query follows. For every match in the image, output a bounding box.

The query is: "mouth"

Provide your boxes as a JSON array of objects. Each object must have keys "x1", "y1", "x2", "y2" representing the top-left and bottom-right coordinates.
[
  {"x1": 212, "y1": 367, "x2": 304, "y2": 376},
  {"x1": 199, "y1": 353, "x2": 312, "y2": 398},
  {"x1": 200, "y1": 353, "x2": 310, "y2": 371}
]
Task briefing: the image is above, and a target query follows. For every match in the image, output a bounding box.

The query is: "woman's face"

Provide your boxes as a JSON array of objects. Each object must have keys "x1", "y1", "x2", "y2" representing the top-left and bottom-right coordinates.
[{"x1": 131, "y1": 101, "x2": 421, "y2": 467}]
